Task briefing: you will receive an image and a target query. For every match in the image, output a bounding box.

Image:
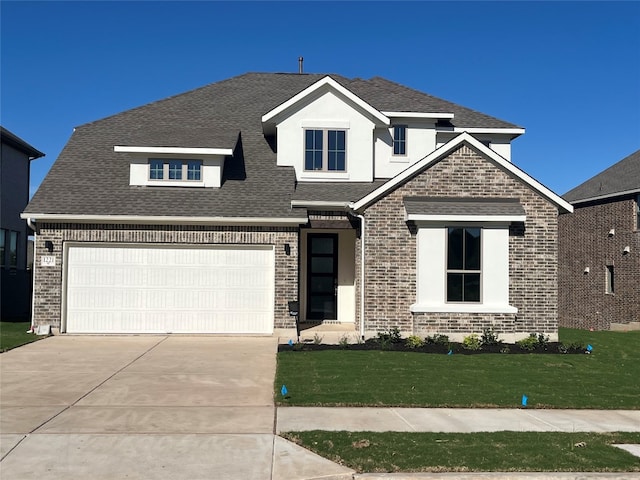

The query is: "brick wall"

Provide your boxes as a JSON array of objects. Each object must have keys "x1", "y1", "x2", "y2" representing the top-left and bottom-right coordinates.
[
  {"x1": 32, "y1": 223, "x2": 298, "y2": 330},
  {"x1": 558, "y1": 196, "x2": 640, "y2": 329},
  {"x1": 362, "y1": 144, "x2": 560, "y2": 338}
]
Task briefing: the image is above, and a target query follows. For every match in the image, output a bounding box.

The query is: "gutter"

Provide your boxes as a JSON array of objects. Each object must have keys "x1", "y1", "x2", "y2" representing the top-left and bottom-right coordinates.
[{"x1": 19, "y1": 213, "x2": 309, "y2": 226}]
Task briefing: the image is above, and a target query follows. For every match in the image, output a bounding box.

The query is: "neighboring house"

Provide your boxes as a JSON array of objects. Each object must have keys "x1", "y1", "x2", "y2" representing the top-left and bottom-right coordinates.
[
  {"x1": 1, "y1": 127, "x2": 45, "y2": 318},
  {"x1": 22, "y1": 73, "x2": 572, "y2": 340},
  {"x1": 559, "y1": 150, "x2": 640, "y2": 330}
]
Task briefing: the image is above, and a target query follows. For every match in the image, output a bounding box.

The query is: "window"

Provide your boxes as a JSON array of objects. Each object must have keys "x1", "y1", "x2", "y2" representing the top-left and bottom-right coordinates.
[
  {"x1": 393, "y1": 125, "x2": 407, "y2": 155},
  {"x1": 0, "y1": 229, "x2": 5, "y2": 268},
  {"x1": 636, "y1": 195, "x2": 640, "y2": 230},
  {"x1": 446, "y1": 227, "x2": 481, "y2": 302},
  {"x1": 605, "y1": 265, "x2": 615, "y2": 294},
  {"x1": 149, "y1": 159, "x2": 202, "y2": 182},
  {"x1": 187, "y1": 161, "x2": 201, "y2": 181},
  {"x1": 304, "y1": 129, "x2": 346, "y2": 171},
  {"x1": 9, "y1": 231, "x2": 18, "y2": 268}
]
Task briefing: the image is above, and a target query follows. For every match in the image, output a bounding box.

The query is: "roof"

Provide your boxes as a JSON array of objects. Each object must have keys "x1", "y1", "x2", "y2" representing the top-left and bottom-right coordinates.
[
  {"x1": 292, "y1": 181, "x2": 386, "y2": 206},
  {"x1": 563, "y1": 149, "x2": 640, "y2": 204},
  {"x1": 24, "y1": 73, "x2": 520, "y2": 220},
  {"x1": 1, "y1": 126, "x2": 45, "y2": 159},
  {"x1": 404, "y1": 197, "x2": 526, "y2": 217},
  {"x1": 352, "y1": 132, "x2": 573, "y2": 214}
]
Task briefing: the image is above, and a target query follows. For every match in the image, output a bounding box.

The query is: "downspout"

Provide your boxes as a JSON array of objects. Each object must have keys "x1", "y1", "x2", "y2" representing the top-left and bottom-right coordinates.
[
  {"x1": 351, "y1": 211, "x2": 366, "y2": 340},
  {"x1": 26, "y1": 218, "x2": 37, "y2": 331}
]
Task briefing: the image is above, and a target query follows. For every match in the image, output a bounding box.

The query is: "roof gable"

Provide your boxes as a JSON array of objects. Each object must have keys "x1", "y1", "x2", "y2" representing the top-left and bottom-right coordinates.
[
  {"x1": 563, "y1": 149, "x2": 640, "y2": 204},
  {"x1": 352, "y1": 132, "x2": 573, "y2": 213},
  {"x1": 261, "y1": 76, "x2": 390, "y2": 132}
]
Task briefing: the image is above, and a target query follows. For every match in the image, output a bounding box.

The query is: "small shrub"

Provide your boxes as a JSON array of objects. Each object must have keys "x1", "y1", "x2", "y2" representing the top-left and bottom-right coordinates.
[
  {"x1": 405, "y1": 335, "x2": 425, "y2": 349},
  {"x1": 312, "y1": 333, "x2": 323, "y2": 345},
  {"x1": 425, "y1": 333, "x2": 450, "y2": 345},
  {"x1": 462, "y1": 334, "x2": 481, "y2": 351},
  {"x1": 558, "y1": 341, "x2": 585, "y2": 354},
  {"x1": 516, "y1": 333, "x2": 539, "y2": 351},
  {"x1": 500, "y1": 346, "x2": 511, "y2": 354},
  {"x1": 536, "y1": 333, "x2": 550, "y2": 349},
  {"x1": 376, "y1": 327, "x2": 403, "y2": 344},
  {"x1": 338, "y1": 334, "x2": 350, "y2": 348},
  {"x1": 480, "y1": 328, "x2": 502, "y2": 348}
]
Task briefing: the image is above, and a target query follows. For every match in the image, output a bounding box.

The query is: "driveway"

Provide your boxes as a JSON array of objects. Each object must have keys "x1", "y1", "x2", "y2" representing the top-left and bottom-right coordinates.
[{"x1": 0, "y1": 336, "x2": 352, "y2": 479}]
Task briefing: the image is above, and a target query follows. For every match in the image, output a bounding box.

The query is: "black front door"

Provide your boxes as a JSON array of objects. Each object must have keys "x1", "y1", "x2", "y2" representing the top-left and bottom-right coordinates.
[{"x1": 307, "y1": 234, "x2": 338, "y2": 320}]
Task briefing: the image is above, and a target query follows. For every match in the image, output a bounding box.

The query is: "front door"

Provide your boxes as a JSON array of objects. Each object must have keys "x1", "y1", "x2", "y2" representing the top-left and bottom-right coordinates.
[{"x1": 307, "y1": 234, "x2": 338, "y2": 320}]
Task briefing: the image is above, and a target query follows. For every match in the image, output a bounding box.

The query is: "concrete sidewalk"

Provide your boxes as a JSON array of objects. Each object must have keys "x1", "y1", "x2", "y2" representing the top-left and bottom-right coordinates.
[{"x1": 277, "y1": 407, "x2": 640, "y2": 433}]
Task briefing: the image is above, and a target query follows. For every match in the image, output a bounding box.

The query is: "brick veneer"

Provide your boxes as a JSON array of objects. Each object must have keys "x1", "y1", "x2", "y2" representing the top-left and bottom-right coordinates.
[
  {"x1": 32, "y1": 223, "x2": 298, "y2": 330},
  {"x1": 558, "y1": 196, "x2": 640, "y2": 329},
  {"x1": 361, "y1": 144, "x2": 560, "y2": 338}
]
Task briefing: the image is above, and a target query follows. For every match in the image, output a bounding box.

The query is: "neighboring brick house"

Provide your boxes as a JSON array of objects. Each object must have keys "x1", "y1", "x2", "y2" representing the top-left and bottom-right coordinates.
[
  {"x1": 559, "y1": 150, "x2": 640, "y2": 330},
  {"x1": 23, "y1": 73, "x2": 571, "y2": 340},
  {"x1": 1, "y1": 127, "x2": 44, "y2": 318}
]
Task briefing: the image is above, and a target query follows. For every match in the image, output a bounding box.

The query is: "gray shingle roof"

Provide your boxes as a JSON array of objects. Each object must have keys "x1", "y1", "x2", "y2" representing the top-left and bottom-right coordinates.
[
  {"x1": 563, "y1": 149, "x2": 640, "y2": 203},
  {"x1": 292, "y1": 181, "x2": 387, "y2": 204},
  {"x1": 404, "y1": 197, "x2": 526, "y2": 217},
  {"x1": 25, "y1": 73, "x2": 520, "y2": 219}
]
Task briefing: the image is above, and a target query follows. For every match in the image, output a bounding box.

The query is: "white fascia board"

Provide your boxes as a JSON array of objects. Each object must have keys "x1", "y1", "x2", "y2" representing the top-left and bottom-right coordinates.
[
  {"x1": 406, "y1": 214, "x2": 526, "y2": 223},
  {"x1": 20, "y1": 213, "x2": 308, "y2": 226},
  {"x1": 382, "y1": 111, "x2": 455, "y2": 120},
  {"x1": 261, "y1": 76, "x2": 390, "y2": 126},
  {"x1": 114, "y1": 146, "x2": 234, "y2": 156},
  {"x1": 351, "y1": 132, "x2": 574, "y2": 213},
  {"x1": 290, "y1": 200, "x2": 350, "y2": 209},
  {"x1": 437, "y1": 127, "x2": 526, "y2": 135},
  {"x1": 569, "y1": 188, "x2": 640, "y2": 205}
]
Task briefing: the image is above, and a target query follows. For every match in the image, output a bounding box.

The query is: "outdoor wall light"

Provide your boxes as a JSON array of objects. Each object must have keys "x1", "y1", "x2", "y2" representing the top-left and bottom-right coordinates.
[
  {"x1": 44, "y1": 241, "x2": 54, "y2": 253},
  {"x1": 284, "y1": 243, "x2": 291, "y2": 256}
]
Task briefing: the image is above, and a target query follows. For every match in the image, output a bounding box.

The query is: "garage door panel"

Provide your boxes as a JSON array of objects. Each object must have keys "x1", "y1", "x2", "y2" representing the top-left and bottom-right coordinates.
[{"x1": 65, "y1": 244, "x2": 275, "y2": 334}]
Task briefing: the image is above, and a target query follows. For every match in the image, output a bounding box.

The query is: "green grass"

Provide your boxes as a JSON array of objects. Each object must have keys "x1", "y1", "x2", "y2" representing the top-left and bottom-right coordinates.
[
  {"x1": 0, "y1": 321, "x2": 42, "y2": 352},
  {"x1": 282, "y1": 431, "x2": 640, "y2": 473},
  {"x1": 275, "y1": 328, "x2": 640, "y2": 408}
]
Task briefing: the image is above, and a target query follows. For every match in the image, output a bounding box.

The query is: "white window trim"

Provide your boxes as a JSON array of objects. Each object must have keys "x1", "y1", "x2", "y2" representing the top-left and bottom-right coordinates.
[
  {"x1": 411, "y1": 221, "x2": 517, "y2": 314},
  {"x1": 148, "y1": 159, "x2": 203, "y2": 184},
  {"x1": 303, "y1": 128, "x2": 348, "y2": 173}
]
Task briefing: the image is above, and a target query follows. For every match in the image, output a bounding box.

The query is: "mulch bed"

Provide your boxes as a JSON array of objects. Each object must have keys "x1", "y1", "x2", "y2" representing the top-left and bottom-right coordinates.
[{"x1": 278, "y1": 340, "x2": 587, "y2": 355}]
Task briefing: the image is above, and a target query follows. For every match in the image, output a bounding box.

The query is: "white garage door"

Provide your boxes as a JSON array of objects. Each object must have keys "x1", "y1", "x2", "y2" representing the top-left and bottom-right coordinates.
[{"x1": 64, "y1": 244, "x2": 275, "y2": 334}]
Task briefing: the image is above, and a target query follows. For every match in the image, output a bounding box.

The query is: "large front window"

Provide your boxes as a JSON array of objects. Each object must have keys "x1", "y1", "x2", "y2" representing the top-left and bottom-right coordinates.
[
  {"x1": 446, "y1": 227, "x2": 481, "y2": 302},
  {"x1": 305, "y1": 129, "x2": 346, "y2": 171}
]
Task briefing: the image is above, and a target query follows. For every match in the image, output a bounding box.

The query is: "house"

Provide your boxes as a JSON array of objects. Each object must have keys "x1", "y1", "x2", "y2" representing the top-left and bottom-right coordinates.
[
  {"x1": 559, "y1": 149, "x2": 640, "y2": 330},
  {"x1": 22, "y1": 72, "x2": 572, "y2": 341},
  {"x1": 1, "y1": 126, "x2": 44, "y2": 318}
]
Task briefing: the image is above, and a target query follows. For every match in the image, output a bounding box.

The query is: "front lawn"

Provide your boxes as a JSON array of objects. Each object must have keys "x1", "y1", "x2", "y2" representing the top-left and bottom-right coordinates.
[
  {"x1": 275, "y1": 328, "x2": 640, "y2": 408},
  {"x1": 282, "y1": 431, "x2": 640, "y2": 473},
  {"x1": 0, "y1": 321, "x2": 42, "y2": 352}
]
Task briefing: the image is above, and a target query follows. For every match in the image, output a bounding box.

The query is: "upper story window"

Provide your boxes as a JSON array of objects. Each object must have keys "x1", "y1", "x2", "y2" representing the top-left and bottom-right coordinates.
[
  {"x1": 393, "y1": 125, "x2": 407, "y2": 156},
  {"x1": 304, "y1": 129, "x2": 346, "y2": 172},
  {"x1": 636, "y1": 195, "x2": 640, "y2": 230},
  {"x1": 148, "y1": 159, "x2": 202, "y2": 182},
  {"x1": 446, "y1": 227, "x2": 481, "y2": 302}
]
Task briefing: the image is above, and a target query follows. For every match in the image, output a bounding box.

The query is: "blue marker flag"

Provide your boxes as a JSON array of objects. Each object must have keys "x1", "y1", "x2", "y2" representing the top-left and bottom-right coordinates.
[
  {"x1": 288, "y1": 339, "x2": 294, "y2": 346},
  {"x1": 447, "y1": 350, "x2": 453, "y2": 355},
  {"x1": 586, "y1": 344, "x2": 593, "y2": 352},
  {"x1": 281, "y1": 385, "x2": 288, "y2": 396},
  {"x1": 522, "y1": 394, "x2": 528, "y2": 407}
]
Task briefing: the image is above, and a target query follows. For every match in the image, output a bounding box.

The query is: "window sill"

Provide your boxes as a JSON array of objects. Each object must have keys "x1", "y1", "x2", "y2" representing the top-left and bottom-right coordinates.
[
  {"x1": 390, "y1": 156, "x2": 409, "y2": 163},
  {"x1": 410, "y1": 303, "x2": 518, "y2": 314},
  {"x1": 145, "y1": 180, "x2": 205, "y2": 187},
  {"x1": 300, "y1": 172, "x2": 350, "y2": 180}
]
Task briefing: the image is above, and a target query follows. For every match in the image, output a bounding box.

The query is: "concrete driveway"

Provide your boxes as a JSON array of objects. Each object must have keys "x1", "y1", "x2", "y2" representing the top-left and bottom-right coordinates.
[{"x1": 0, "y1": 336, "x2": 352, "y2": 480}]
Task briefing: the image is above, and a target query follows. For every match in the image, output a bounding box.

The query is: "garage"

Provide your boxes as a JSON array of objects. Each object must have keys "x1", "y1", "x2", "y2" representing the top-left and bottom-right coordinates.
[{"x1": 63, "y1": 243, "x2": 275, "y2": 334}]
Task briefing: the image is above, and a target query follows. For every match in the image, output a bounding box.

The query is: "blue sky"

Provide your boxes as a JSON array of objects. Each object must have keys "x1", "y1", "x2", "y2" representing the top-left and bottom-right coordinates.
[{"x1": 2, "y1": 1, "x2": 639, "y2": 197}]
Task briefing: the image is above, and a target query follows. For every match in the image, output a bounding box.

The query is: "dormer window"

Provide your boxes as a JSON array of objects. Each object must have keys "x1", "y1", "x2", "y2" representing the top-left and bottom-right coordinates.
[
  {"x1": 148, "y1": 159, "x2": 202, "y2": 182},
  {"x1": 304, "y1": 129, "x2": 346, "y2": 172},
  {"x1": 393, "y1": 125, "x2": 407, "y2": 156}
]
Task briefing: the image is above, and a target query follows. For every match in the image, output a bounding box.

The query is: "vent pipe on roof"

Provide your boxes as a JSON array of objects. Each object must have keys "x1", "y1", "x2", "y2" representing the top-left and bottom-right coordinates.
[{"x1": 298, "y1": 56, "x2": 304, "y2": 74}]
